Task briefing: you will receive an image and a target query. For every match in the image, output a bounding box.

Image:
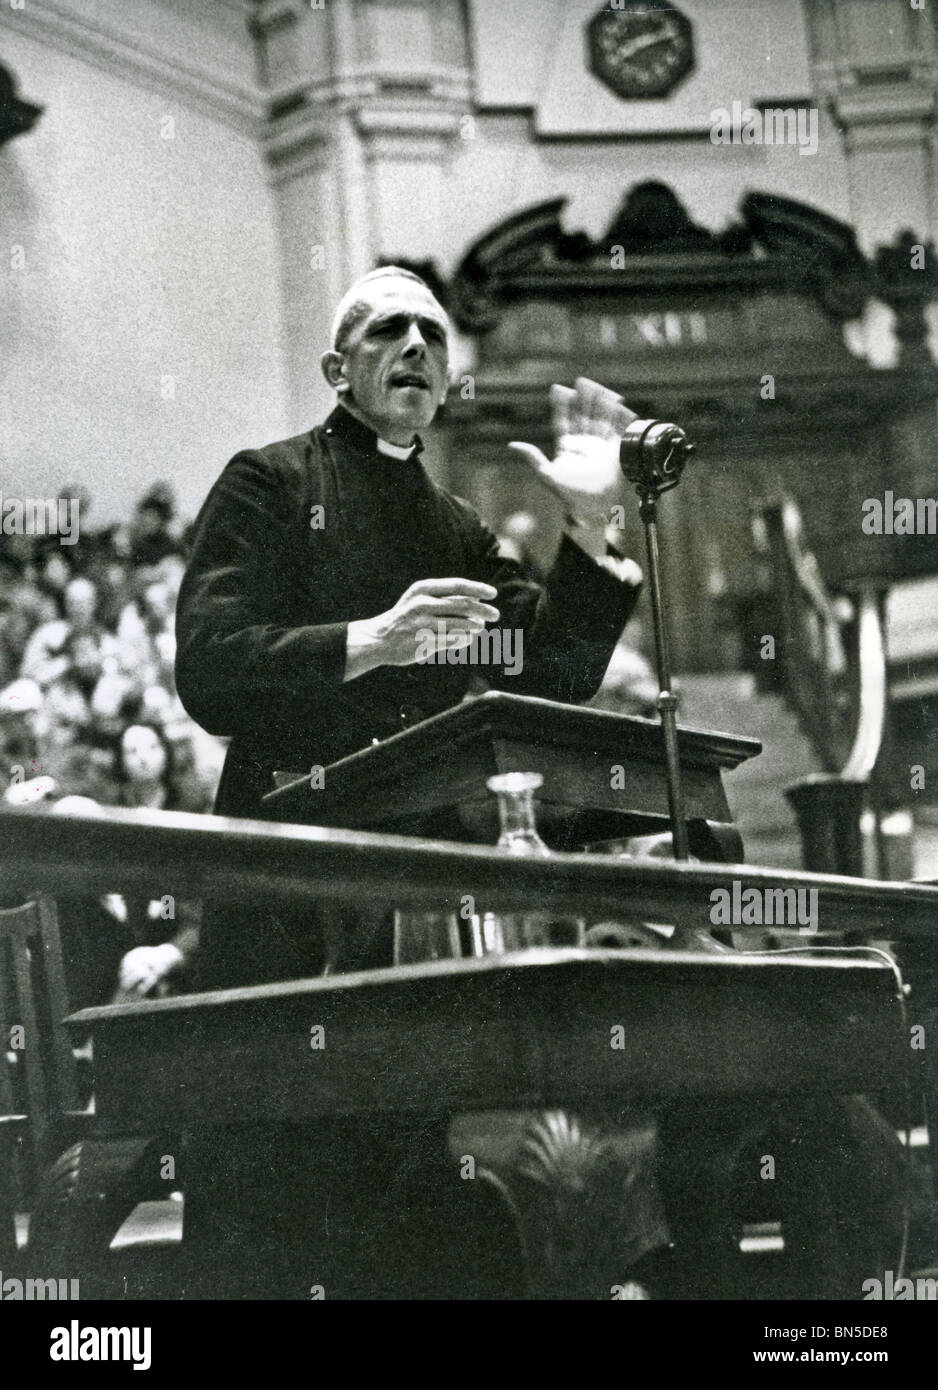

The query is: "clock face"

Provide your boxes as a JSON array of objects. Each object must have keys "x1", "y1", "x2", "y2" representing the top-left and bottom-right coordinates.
[{"x1": 587, "y1": 2, "x2": 695, "y2": 100}]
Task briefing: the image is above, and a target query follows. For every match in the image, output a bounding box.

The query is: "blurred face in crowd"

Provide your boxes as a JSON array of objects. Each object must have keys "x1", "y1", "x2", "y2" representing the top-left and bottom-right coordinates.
[
  {"x1": 121, "y1": 724, "x2": 168, "y2": 784},
  {"x1": 135, "y1": 505, "x2": 166, "y2": 537},
  {"x1": 321, "y1": 275, "x2": 450, "y2": 445},
  {"x1": 142, "y1": 581, "x2": 173, "y2": 631},
  {"x1": 64, "y1": 577, "x2": 97, "y2": 630},
  {"x1": 42, "y1": 553, "x2": 70, "y2": 592}
]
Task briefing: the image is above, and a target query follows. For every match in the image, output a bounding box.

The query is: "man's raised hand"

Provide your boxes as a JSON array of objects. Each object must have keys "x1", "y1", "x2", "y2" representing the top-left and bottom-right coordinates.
[{"x1": 508, "y1": 377, "x2": 639, "y2": 518}]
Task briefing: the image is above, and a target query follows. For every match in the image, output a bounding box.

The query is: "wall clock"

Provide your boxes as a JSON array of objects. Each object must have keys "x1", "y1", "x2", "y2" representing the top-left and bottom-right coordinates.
[{"x1": 586, "y1": 2, "x2": 695, "y2": 100}]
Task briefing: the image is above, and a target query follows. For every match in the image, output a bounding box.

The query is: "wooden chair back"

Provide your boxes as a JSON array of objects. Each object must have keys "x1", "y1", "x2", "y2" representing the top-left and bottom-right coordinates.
[{"x1": 0, "y1": 897, "x2": 80, "y2": 1258}]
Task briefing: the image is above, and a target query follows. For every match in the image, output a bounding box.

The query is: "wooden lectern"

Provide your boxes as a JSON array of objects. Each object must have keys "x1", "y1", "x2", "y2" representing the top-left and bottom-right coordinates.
[{"x1": 262, "y1": 690, "x2": 760, "y2": 861}]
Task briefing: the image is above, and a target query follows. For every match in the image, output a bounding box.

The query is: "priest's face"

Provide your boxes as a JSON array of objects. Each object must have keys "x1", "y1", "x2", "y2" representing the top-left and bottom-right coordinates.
[{"x1": 329, "y1": 279, "x2": 450, "y2": 444}]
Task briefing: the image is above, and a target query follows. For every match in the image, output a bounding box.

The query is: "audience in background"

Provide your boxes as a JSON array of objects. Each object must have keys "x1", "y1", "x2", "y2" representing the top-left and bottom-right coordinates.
[
  {"x1": 0, "y1": 482, "x2": 221, "y2": 1006},
  {"x1": 21, "y1": 574, "x2": 117, "y2": 691},
  {"x1": 0, "y1": 479, "x2": 221, "y2": 814}
]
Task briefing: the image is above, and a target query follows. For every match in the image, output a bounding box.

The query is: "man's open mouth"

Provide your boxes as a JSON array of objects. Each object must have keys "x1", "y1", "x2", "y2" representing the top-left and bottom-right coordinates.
[{"x1": 390, "y1": 372, "x2": 430, "y2": 390}]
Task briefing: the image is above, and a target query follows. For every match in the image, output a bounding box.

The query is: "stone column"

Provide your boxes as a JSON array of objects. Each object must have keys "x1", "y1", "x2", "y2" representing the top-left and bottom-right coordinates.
[
  {"x1": 804, "y1": 0, "x2": 937, "y2": 244},
  {"x1": 250, "y1": 0, "x2": 470, "y2": 431}
]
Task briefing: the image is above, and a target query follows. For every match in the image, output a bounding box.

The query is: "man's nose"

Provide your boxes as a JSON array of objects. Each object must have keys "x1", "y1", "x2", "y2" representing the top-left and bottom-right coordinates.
[{"x1": 401, "y1": 323, "x2": 428, "y2": 356}]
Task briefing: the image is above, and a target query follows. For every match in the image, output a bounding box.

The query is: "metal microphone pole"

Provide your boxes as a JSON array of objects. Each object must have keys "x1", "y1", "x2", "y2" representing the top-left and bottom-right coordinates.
[{"x1": 619, "y1": 420, "x2": 697, "y2": 861}]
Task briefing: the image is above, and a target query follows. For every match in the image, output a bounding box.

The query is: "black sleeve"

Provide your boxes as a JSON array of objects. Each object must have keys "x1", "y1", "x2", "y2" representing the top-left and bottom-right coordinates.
[
  {"x1": 447, "y1": 496, "x2": 642, "y2": 704},
  {"x1": 174, "y1": 449, "x2": 348, "y2": 738}
]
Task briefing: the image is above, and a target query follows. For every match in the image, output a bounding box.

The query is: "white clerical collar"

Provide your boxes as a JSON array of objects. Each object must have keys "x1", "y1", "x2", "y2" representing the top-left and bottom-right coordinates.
[{"x1": 376, "y1": 436, "x2": 417, "y2": 459}]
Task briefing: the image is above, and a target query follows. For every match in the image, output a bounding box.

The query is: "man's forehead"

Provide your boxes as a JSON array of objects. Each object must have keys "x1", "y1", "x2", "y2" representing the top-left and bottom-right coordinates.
[{"x1": 359, "y1": 279, "x2": 448, "y2": 326}]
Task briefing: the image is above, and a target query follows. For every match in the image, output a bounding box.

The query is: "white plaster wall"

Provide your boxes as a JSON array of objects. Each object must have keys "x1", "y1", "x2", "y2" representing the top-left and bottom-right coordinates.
[{"x1": 0, "y1": 18, "x2": 288, "y2": 525}]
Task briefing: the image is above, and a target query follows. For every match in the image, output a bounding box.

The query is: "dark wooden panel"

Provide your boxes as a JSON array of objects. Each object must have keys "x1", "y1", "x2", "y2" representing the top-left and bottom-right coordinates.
[{"x1": 72, "y1": 951, "x2": 905, "y2": 1133}]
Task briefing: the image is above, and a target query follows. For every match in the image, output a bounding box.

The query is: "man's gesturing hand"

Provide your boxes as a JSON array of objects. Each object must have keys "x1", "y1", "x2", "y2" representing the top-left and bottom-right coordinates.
[
  {"x1": 118, "y1": 943, "x2": 184, "y2": 998},
  {"x1": 508, "y1": 377, "x2": 639, "y2": 520},
  {"x1": 345, "y1": 579, "x2": 499, "y2": 682}
]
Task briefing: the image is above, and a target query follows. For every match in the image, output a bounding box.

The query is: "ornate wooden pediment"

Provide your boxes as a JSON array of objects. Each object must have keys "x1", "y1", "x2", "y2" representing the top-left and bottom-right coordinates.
[
  {"x1": 449, "y1": 182, "x2": 885, "y2": 332},
  {"x1": 448, "y1": 186, "x2": 938, "y2": 433},
  {"x1": 433, "y1": 185, "x2": 938, "y2": 667}
]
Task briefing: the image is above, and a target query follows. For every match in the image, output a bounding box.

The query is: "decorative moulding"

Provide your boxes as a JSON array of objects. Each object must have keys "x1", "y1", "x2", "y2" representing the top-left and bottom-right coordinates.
[
  {"x1": 355, "y1": 102, "x2": 466, "y2": 162},
  {"x1": 262, "y1": 107, "x2": 332, "y2": 185},
  {"x1": 0, "y1": 0, "x2": 266, "y2": 134}
]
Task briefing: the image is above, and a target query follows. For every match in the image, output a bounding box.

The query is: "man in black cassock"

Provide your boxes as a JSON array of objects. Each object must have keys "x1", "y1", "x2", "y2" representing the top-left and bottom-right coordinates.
[{"x1": 175, "y1": 265, "x2": 644, "y2": 988}]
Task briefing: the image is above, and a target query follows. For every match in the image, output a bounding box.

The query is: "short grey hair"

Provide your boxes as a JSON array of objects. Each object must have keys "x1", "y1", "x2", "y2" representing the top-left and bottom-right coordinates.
[{"x1": 330, "y1": 266, "x2": 438, "y2": 351}]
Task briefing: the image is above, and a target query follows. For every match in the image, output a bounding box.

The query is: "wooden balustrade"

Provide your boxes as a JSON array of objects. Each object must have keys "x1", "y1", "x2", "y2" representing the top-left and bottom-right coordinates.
[{"x1": 1, "y1": 802, "x2": 937, "y2": 941}]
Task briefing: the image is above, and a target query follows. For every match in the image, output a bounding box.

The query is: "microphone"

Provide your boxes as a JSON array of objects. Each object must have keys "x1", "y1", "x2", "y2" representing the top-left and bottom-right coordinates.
[
  {"x1": 615, "y1": 418, "x2": 696, "y2": 861},
  {"x1": 619, "y1": 419, "x2": 695, "y2": 496}
]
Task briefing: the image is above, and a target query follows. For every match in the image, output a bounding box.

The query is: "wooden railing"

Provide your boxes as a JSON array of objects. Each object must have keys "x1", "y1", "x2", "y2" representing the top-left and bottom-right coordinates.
[{"x1": 1, "y1": 802, "x2": 937, "y2": 943}]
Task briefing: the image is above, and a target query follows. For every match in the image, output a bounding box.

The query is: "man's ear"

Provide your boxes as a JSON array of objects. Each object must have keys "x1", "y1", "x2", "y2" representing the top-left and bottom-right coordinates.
[{"x1": 321, "y1": 349, "x2": 349, "y2": 394}]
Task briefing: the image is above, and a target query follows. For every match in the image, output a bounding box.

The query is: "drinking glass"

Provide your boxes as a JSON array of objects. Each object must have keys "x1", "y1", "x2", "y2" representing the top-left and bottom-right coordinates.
[
  {"x1": 477, "y1": 771, "x2": 585, "y2": 952},
  {"x1": 393, "y1": 909, "x2": 462, "y2": 965}
]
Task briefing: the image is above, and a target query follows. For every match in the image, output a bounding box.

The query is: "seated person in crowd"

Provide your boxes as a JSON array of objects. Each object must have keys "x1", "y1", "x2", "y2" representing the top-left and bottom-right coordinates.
[
  {"x1": 127, "y1": 483, "x2": 186, "y2": 569},
  {"x1": 20, "y1": 575, "x2": 118, "y2": 693},
  {"x1": 1, "y1": 787, "x2": 200, "y2": 1011},
  {"x1": 0, "y1": 550, "x2": 58, "y2": 687}
]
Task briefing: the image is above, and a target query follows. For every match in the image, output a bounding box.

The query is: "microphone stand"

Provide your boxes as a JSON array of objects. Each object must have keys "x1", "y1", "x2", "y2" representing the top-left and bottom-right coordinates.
[{"x1": 618, "y1": 421, "x2": 697, "y2": 861}]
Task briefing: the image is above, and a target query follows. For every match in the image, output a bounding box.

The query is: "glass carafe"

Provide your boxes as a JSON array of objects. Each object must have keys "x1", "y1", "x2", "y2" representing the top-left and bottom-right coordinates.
[
  {"x1": 475, "y1": 772, "x2": 584, "y2": 952},
  {"x1": 491, "y1": 771, "x2": 551, "y2": 856}
]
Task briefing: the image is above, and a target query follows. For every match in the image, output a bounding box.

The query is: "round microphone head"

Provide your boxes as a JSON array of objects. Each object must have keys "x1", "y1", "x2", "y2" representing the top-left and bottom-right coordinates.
[{"x1": 619, "y1": 420, "x2": 695, "y2": 491}]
